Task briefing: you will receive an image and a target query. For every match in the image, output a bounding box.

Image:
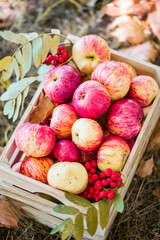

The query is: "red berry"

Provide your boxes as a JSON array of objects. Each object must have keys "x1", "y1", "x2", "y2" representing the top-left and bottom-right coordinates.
[
  {"x1": 107, "y1": 193, "x2": 114, "y2": 200},
  {"x1": 92, "y1": 174, "x2": 98, "y2": 181},
  {"x1": 90, "y1": 168, "x2": 96, "y2": 174},
  {"x1": 83, "y1": 188, "x2": 88, "y2": 199},
  {"x1": 62, "y1": 53, "x2": 68, "y2": 59},
  {"x1": 95, "y1": 196, "x2": 100, "y2": 201},
  {"x1": 56, "y1": 49, "x2": 60, "y2": 55},
  {"x1": 110, "y1": 189, "x2": 115, "y2": 195},
  {"x1": 102, "y1": 179, "x2": 108, "y2": 187},
  {"x1": 91, "y1": 160, "x2": 97, "y2": 168},
  {"x1": 107, "y1": 178, "x2": 112, "y2": 184},
  {"x1": 111, "y1": 174, "x2": 117, "y2": 180},
  {"x1": 117, "y1": 182, "x2": 122, "y2": 187},
  {"x1": 60, "y1": 45, "x2": 65, "y2": 50},
  {"x1": 89, "y1": 186, "x2": 94, "y2": 194},
  {"x1": 105, "y1": 168, "x2": 112, "y2": 177},
  {"x1": 95, "y1": 190, "x2": 100, "y2": 195},
  {"x1": 116, "y1": 172, "x2": 121, "y2": 177},
  {"x1": 96, "y1": 184, "x2": 102, "y2": 190},
  {"x1": 88, "y1": 173, "x2": 92, "y2": 178},
  {"x1": 47, "y1": 52, "x2": 51, "y2": 56},
  {"x1": 99, "y1": 191, "x2": 107, "y2": 199},
  {"x1": 95, "y1": 180, "x2": 101, "y2": 185},
  {"x1": 51, "y1": 60, "x2": 57, "y2": 66},
  {"x1": 61, "y1": 49, "x2": 67, "y2": 54},
  {"x1": 110, "y1": 182, "x2": 117, "y2": 188},
  {"x1": 117, "y1": 177, "x2": 122, "y2": 183},
  {"x1": 84, "y1": 162, "x2": 91, "y2": 170},
  {"x1": 58, "y1": 47, "x2": 62, "y2": 51},
  {"x1": 54, "y1": 55, "x2": 59, "y2": 61},
  {"x1": 58, "y1": 57, "x2": 64, "y2": 63},
  {"x1": 106, "y1": 190, "x2": 110, "y2": 195},
  {"x1": 87, "y1": 193, "x2": 93, "y2": 199},
  {"x1": 93, "y1": 193, "x2": 96, "y2": 199},
  {"x1": 88, "y1": 177, "x2": 93, "y2": 183},
  {"x1": 65, "y1": 54, "x2": 70, "y2": 60},
  {"x1": 99, "y1": 172, "x2": 106, "y2": 179}
]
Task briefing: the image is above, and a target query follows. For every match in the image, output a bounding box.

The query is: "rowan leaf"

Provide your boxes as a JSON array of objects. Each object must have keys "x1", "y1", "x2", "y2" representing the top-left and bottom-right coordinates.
[
  {"x1": 1, "y1": 62, "x2": 13, "y2": 81},
  {"x1": 50, "y1": 35, "x2": 60, "y2": 55},
  {"x1": 0, "y1": 56, "x2": 12, "y2": 72},
  {"x1": 13, "y1": 93, "x2": 22, "y2": 122},
  {"x1": 8, "y1": 100, "x2": 15, "y2": 119},
  {"x1": 112, "y1": 193, "x2": 124, "y2": 213},
  {"x1": 74, "y1": 213, "x2": 84, "y2": 240},
  {"x1": 86, "y1": 205, "x2": 98, "y2": 236},
  {"x1": 20, "y1": 32, "x2": 38, "y2": 41},
  {"x1": 32, "y1": 37, "x2": 42, "y2": 68},
  {"x1": 13, "y1": 58, "x2": 20, "y2": 81},
  {"x1": 3, "y1": 100, "x2": 14, "y2": 116},
  {"x1": 98, "y1": 199, "x2": 110, "y2": 230},
  {"x1": 53, "y1": 205, "x2": 79, "y2": 215},
  {"x1": 50, "y1": 218, "x2": 72, "y2": 235},
  {"x1": 0, "y1": 31, "x2": 28, "y2": 44},
  {"x1": 37, "y1": 64, "x2": 53, "y2": 77},
  {"x1": 61, "y1": 220, "x2": 73, "y2": 240},
  {"x1": 22, "y1": 42, "x2": 32, "y2": 75},
  {"x1": 20, "y1": 86, "x2": 29, "y2": 114},
  {"x1": 42, "y1": 34, "x2": 52, "y2": 63},
  {"x1": 65, "y1": 193, "x2": 91, "y2": 207},
  {"x1": 15, "y1": 50, "x2": 24, "y2": 78},
  {"x1": 0, "y1": 89, "x2": 20, "y2": 101},
  {"x1": 51, "y1": 29, "x2": 60, "y2": 34}
]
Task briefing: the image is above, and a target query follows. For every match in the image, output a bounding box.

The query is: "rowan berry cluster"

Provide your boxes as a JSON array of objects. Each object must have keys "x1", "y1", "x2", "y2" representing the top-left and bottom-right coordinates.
[
  {"x1": 82, "y1": 160, "x2": 122, "y2": 201},
  {"x1": 43, "y1": 45, "x2": 70, "y2": 66}
]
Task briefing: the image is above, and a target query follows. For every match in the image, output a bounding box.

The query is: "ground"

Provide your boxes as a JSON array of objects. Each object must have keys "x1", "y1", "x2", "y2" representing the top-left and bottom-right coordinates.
[{"x1": 0, "y1": 1, "x2": 160, "y2": 239}]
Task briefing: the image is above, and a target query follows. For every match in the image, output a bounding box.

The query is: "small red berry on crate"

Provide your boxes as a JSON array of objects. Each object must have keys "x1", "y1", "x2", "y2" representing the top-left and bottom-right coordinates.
[
  {"x1": 89, "y1": 186, "x2": 94, "y2": 194},
  {"x1": 99, "y1": 172, "x2": 106, "y2": 179},
  {"x1": 91, "y1": 160, "x2": 97, "y2": 168},
  {"x1": 102, "y1": 179, "x2": 108, "y2": 187},
  {"x1": 105, "y1": 168, "x2": 112, "y2": 177},
  {"x1": 87, "y1": 193, "x2": 93, "y2": 199},
  {"x1": 58, "y1": 57, "x2": 64, "y2": 64},
  {"x1": 92, "y1": 174, "x2": 98, "y2": 181},
  {"x1": 110, "y1": 182, "x2": 117, "y2": 188},
  {"x1": 99, "y1": 191, "x2": 107, "y2": 199},
  {"x1": 90, "y1": 167, "x2": 96, "y2": 174},
  {"x1": 84, "y1": 162, "x2": 91, "y2": 170},
  {"x1": 107, "y1": 193, "x2": 114, "y2": 200},
  {"x1": 54, "y1": 55, "x2": 59, "y2": 61}
]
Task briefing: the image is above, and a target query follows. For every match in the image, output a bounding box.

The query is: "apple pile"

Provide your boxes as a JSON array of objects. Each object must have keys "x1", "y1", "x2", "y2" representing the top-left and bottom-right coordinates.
[{"x1": 12, "y1": 34, "x2": 159, "y2": 202}]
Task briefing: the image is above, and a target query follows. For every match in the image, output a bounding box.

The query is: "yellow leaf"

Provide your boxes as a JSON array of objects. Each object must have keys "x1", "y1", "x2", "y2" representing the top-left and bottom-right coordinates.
[
  {"x1": 0, "y1": 56, "x2": 12, "y2": 72},
  {"x1": 42, "y1": 35, "x2": 52, "y2": 63},
  {"x1": 15, "y1": 50, "x2": 24, "y2": 78},
  {"x1": 32, "y1": 37, "x2": 42, "y2": 68},
  {"x1": 13, "y1": 58, "x2": 20, "y2": 81},
  {"x1": 13, "y1": 94, "x2": 22, "y2": 122},
  {"x1": 1, "y1": 62, "x2": 13, "y2": 81},
  {"x1": 50, "y1": 35, "x2": 60, "y2": 55}
]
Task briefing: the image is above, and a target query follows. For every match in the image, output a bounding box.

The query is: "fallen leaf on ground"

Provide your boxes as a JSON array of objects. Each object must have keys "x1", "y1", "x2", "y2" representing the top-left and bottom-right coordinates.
[
  {"x1": 105, "y1": 0, "x2": 155, "y2": 18},
  {"x1": 119, "y1": 41, "x2": 158, "y2": 62},
  {"x1": 147, "y1": 120, "x2": 160, "y2": 152},
  {"x1": 152, "y1": 186, "x2": 160, "y2": 202},
  {"x1": 107, "y1": 15, "x2": 147, "y2": 45},
  {"x1": 136, "y1": 157, "x2": 154, "y2": 178},
  {"x1": 147, "y1": 1, "x2": 160, "y2": 40},
  {"x1": 29, "y1": 90, "x2": 58, "y2": 124},
  {"x1": 0, "y1": 199, "x2": 22, "y2": 228}
]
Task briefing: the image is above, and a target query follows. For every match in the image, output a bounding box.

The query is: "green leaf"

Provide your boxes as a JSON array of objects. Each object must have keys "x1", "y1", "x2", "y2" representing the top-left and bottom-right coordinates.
[
  {"x1": 1, "y1": 62, "x2": 13, "y2": 81},
  {"x1": 20, "y1": 86, "x2": 29, "y2": 113},
  {"x1": 13, "y1": 58, "x2": 20, "y2": 81},
  {"x1": 13, "y1": 93, "x2": 22, "y2": 122},
  {"x1": 50, "y1": 35, "x2": 60, "y2": 55},
  {"x1": 98, "y1": 199, "x2": 110, "y2": 230},
  {"x1": 32, "y1": 37, "x2": 42, "y2": 68},
  {"x1": 0, "y1": 31, "x2": 28, "y2": 44},
  {"x1": 0, "y1": 89, "x2": 20, "y2": 101},
  {"x1": 50, "y1": 218, "x2": 72, "y2": 235},
  {"x1": 67, "y1": 232, "x2": 73, "y2": 240},
  {"x1": 65, "y1": 193, "x2": 91, "y2": 207},
  {"x1": 0, "y1": 56, "x2": 12, "y2": 72},
  {"x1": 22, "y1": 42, "x2": 32, "y2": 75},
  {"x1": 86, "y1": 206, "x2": 98, "y2": 236},
  {"x1": 74, "y1": 213, "x2": 84, "y2": 240},
  {"x1": 20, "y1": 32, "x2": 38, "y2": 41},
  {"x1": 112, "y1": 193, "x2": 124, "y2": 213},
  {"x1": 61, "y1": 220, "x2": 73, "y2": 240},
  {"x1": 37, "y1": 64, "x2": 53, "y2": 79},
  {"x1": 15, "y1": 50, "x2": 24, "y2": 78},
  {"x1": 53, "y1": 205, "x2": 79, "y2": 215},
  {"x1": 3, "y1": 100, "x2": 14, "y2": 116}
]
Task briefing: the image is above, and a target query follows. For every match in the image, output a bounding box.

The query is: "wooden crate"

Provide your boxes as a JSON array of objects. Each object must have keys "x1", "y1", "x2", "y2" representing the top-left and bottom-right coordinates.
[{"x1": 0, "y1": 47, "x2": 160, "y2": 240}]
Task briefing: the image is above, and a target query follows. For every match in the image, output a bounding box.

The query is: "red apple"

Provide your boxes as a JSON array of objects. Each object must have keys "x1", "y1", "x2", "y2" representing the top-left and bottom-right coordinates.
[
  {"x1": 143, "y1": 104, "x2": 152, "y2": 117},
  {"x1": 91, "y1": 61, "x2": 131, "y2": 100},
  {"x1": 15, "y1": 122, "x2": 56, "y2": 157},
  {"x1": 20, "y1": 156, "x2": 54, "y2": 184},
  {"x1": 53, "y1": 140, "x2": 81, "y2": 162},
  {"x1": 128, "y1": 75, "x2": 159, "y2": 106},
  {"x1": 72, "y1": 80, "x2": 110, "y2": 119},
  {"x1": 72, "y1": 118, "x2": 103, "y2": 151},
  {"x1": 43, "y1": 65, "x2": 82, "y2": 103},
  {"x1": 120, "y1": 62, "x2": 137, "y2": 79},
  {"x1": 11, "y1": 162, "x2": 22, "y2": 173},
  {"x1": 97, "y1": 136, "x2": 130, "y2": 172},
  {"x1": 50, "y1": 104, "x2": 79, "y2": 140},
  {"x1": 107, "y1": 99, "x2": 144, "y2": 140},
  {"x1": 80, "y1": 149, "x2": 97, "y2": 163},
  {"x1": 72, "y1": 35, "x2": 111, "y2": 74},
  {"x1": 127, "y1": 138, "x2": 135, "y2": 151}
]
